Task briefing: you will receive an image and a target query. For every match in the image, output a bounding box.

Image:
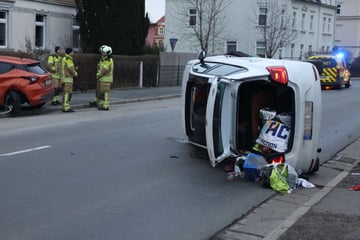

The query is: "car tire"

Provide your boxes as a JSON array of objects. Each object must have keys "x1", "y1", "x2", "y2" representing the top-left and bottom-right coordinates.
[
  {"x1": 345, "y1": 79, "x2": 351, "y2": 88},
  {"x1": 311, "y1": 158, "x2": 320, "y2": 173},
  {"x1": 5, "y1": 91, "x2": 21, "y2": 116}
]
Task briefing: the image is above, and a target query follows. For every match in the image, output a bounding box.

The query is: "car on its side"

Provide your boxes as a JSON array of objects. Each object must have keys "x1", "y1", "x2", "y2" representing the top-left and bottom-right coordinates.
[
  {"x1": 308, "y1": 54, "x2": 351, "y2": 89},
  {"x1": 0, "y1": 55, "x2": 54, "y2": 115},
  {"x1": 181, "y1": 52, "x2": 322, "y2": 174}
]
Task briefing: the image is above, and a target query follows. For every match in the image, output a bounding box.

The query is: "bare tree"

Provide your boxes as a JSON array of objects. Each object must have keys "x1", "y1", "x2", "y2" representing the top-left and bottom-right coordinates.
[
  {"x1": 256, "y1": 0, "x2": 298, "y2": 58},
  {"x1": 171, "y1": 0, "x2": 232, "y2": 54}
]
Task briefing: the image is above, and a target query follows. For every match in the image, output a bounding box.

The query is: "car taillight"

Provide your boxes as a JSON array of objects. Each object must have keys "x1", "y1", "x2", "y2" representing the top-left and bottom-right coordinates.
[
  {"x1": 270, "y1": 155, "x2": 285, "y2": 164},
  {"x1": 22, "y1": 76, "x2": 39, "y2": 83},
  {"x1": 266, "y1": 66, "x2": 288, "y2": 85},
  {"x1": 304, "y1": 101, "x2": 313, "y2": 140}
]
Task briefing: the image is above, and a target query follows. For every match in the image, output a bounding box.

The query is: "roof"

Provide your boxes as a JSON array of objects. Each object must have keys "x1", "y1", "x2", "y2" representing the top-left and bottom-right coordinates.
[
  {"x1": 0, "y1": 55, "x2": 38, "y2": 65},
  {"x1": 32, "y1": 0, "x2": 75, "y2": 7}
]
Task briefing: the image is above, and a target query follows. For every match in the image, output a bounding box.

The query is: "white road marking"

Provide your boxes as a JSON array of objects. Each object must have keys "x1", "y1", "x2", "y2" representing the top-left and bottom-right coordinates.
[{"x1": 0, "y1": 145, "x2": 51, "y2": 157}]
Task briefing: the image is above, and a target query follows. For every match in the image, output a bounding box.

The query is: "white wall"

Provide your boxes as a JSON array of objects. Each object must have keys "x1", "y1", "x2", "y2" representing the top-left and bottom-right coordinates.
[
  {"x1": 335, "y1": 0, "x2": 360, "y2": 58},
  {"x1": 2, "y1": 0, "x2": 76, "y2": 52},
  {"x1": 165, "y1": 0, "x2": 336, "y2": 59}
]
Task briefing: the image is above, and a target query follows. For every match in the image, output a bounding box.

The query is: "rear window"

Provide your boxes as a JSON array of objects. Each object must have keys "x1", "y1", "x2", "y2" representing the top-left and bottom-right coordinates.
[
  {"x1": 0, "y1": 62, "x2": 13, "y2": 74},
  {"x1": 26, "y1": 63, "x2": 48, "y2": 74},
  {"x1": 315, "y1": 58, "x2": 337, "y2": 68},
  {"x1": 193, "y1": 62, "x2": 246, "y2": 76},
  {"x1": 16, "y1": 63, "x2": 48, "y2": 74}
]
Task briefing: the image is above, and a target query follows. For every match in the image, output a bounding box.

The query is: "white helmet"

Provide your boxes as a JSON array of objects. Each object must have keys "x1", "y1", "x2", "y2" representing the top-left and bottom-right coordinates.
[
  {"x1": 100, "y1": 45, "x2": 112, "y2": 55},
  {"x1": 99, "y1": 45, "x2": 107, "y2": 52}
]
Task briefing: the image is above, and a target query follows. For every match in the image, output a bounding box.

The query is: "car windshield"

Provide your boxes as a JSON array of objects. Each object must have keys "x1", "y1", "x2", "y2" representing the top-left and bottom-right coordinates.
[{"x1": 25, "y1": 63, "x2": 48, "y2": 74}]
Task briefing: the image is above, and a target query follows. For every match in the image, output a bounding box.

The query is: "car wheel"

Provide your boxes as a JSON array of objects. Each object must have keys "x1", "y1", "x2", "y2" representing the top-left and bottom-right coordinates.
[
  {"x1": 311, "y1": 158, "x2": 320, "y2": 173},
  {"x1": 345, "y1": 79, "x2": 351, "y2": 88},
  {"x1": 5, "y1": 91, "x2": 21, "y2": 116}
]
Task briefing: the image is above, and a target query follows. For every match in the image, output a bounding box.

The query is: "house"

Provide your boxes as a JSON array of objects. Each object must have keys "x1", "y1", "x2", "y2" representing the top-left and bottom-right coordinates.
[
  {"x1": 146, "y1": 15, "x2": 165, "y2": 49},
  {"x1": 0, "y1": 0, "x2": 77, "y2": 54},
  {"x1": 335, "y1": 0, "x2": 360, "y2": 60},
  {"x1": 164, "y1": 0, "x2": 337, "y2": 59}
]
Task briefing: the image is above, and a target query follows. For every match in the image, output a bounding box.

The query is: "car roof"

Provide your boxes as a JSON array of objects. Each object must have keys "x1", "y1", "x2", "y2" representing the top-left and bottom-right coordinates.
[
  {"x1": 0, "y1": 55, "x2": 39, "y2": 65},
  {"x1": 308, "y1": 55, "x2": 336, "y2": 59}
]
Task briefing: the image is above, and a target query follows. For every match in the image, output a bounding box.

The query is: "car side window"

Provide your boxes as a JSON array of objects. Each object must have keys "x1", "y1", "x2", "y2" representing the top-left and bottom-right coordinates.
[{"x1": 0, "y1": 62, "x2": 13, "y2": 74}]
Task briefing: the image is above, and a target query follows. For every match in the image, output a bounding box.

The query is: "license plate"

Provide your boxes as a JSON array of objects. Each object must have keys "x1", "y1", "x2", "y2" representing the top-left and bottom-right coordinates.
[{"x1": 45, "y1": 79, "x2": 52, "y2": 86}]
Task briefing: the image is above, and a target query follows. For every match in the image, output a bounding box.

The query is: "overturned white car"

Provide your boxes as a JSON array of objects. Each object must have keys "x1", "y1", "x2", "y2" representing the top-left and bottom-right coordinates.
[{"x1": 181, "y1": 52, "x2": 322, "y2": 173}]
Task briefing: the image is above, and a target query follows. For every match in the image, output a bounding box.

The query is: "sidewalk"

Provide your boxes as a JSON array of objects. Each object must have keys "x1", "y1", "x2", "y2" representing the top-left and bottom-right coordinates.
[
  {"x1": 43, "y1": 86, "x2": 182, "y2": 113},
  {"x1": 212, "y1": 138, "x2": 360, "y2": 240}
]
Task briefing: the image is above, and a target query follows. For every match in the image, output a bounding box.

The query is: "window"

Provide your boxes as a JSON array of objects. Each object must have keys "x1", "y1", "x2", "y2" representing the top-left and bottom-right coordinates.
[
  {"x1": 290, "y1": 44, "x2": 295, "y2": 59},
  {"x1": 226, "y1": 41, "x2": 237, "y2": 53},
  {"x1": 322, "y1": 17, "x2": 326, "y2": 32},
  {"x1": 299, "y1": 44, "x2": 304, "y2": 59},
  {"x1": 72, "y1": 17, "x2": 80, "y2": 49},
  {"x1": 188, "y1": 8, "x2": 196, "y2": 26},
  {"x1": 258, "y1": 7, "x2": 267, "y2": 26},
  {"x1": 0, "y1": 62, "x2": 12, "y2": 74},
  {"x1": 0, "y1": 11, "x2": 7, "y2": 47},
  {"x1": 35, "y1": 14, "x2": 45, "y2": 48},
  {"x1": 337, "y1": 5, "x2": 341, "y2": 14},
  {"x1": 301, "y1": 13, "x2": 305, "y2": 31},
  {"x1": 309, "y1": 15, "x2": 314, "y2": 31},
  {"x1": 327, "y1": 18, "x2": 331, "y2": 33},
  {"x1": 158, "y1": 26, "x2": 164, "y2": 36},
  {"x1": 256, "y1": 41, "x2": 266, "y2": 57},
  {"x1": 292, "y1": 12, "x2": 297, "y2": 29}
]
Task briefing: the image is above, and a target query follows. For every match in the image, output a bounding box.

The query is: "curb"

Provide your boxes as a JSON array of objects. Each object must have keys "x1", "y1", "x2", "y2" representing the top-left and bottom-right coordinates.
[
  {"x1": 0, "y1": 94, "x2": 181, "y2": 117},
  {"x1": 212, "y1": 138, "x2": 360, "y2": 240}
]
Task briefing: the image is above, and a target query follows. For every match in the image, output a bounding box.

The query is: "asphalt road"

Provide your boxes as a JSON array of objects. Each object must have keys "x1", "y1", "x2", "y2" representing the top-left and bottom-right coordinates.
[{"x1": 1, "y1": 80, "x2": 360, "y2": 240}]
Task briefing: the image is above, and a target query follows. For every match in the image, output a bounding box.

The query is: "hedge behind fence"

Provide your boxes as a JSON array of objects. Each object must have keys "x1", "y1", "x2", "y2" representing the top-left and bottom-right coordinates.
[{"x1": 0, "y1": 51, "x2": 159, "y2": 92}]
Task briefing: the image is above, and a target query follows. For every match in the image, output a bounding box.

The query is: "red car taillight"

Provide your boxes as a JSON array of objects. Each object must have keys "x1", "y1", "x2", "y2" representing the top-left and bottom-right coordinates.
[{"x1": 266, "y1": 66, "x2": 288, "y2": 85}]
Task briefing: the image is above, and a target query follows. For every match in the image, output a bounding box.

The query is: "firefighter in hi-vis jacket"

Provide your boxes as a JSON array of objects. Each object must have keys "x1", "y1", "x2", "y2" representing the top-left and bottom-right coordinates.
[
  {"x1": 48, "y1": 46, "x2": 63, "y2": 105},
  {"x1": 61, "y1": 48, "x2": 78, "y2": 112},
  {"x1": 96, "y1": 45, "x2": 114, "y2": 110}
]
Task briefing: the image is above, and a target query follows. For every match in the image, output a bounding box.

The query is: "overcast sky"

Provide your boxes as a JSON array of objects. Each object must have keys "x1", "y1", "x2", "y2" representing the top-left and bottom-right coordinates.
[{"x1": 145, "y1": 0, "x2": 165, "y2": 22}]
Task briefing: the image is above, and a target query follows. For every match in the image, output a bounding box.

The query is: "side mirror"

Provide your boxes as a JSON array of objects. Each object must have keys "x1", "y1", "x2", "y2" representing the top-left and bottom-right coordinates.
[{"x1": 197, "y1": 50, "x2": 206, "y2": 64}]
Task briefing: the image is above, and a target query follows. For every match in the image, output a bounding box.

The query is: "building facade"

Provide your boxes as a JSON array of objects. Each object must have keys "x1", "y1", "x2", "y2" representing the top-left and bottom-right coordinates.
[
  {"x1": 165, "y1": 0, "x2": 337, "y2": 59},
  {"x1": 145, "y1": 15, "x2": 165, "y2": 48},
  {"x1": 0, "y1": 0, "x2": 77, "y2": 54},
  {"x1": 335, "y1": 0, "x2": 360, "y2": 59}
]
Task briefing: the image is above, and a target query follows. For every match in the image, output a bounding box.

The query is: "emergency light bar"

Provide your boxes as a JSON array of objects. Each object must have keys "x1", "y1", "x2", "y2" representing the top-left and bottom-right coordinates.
[{"x1": 266, "y1": 66, "x2": 288, "y2": 85}]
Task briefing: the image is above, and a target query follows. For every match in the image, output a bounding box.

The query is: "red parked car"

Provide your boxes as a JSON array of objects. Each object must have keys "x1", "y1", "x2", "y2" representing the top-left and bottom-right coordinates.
[{"x1": 0, "y1": 55, "x2": 54, "y2": 115}]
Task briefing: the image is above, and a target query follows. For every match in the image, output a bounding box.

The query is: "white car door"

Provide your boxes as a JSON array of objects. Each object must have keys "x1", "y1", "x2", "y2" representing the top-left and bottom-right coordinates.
[{"x1": 205, "y1": 78, "x2": 232, "y2": 167}]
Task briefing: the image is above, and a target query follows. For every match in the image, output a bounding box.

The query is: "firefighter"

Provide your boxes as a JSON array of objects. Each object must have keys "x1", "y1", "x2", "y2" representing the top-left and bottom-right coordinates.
[
  {"x1": 48, "y1": 46, "x2": 63, "y2": 105},
  {"x1": 61, "y1": 48, "x2": 78, "y2": 112},
  {"x1": 89, "y1": 45, "x2": 107, "y2": 107},
  {"x1": 96, "y1": 45, "x2": 114, "y2": 110}
]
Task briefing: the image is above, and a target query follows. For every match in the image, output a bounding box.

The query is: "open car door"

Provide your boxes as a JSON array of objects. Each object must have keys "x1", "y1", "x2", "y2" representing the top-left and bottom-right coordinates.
[{"x1": 205, "y1": 78, "x2": 232, "y2": 167}]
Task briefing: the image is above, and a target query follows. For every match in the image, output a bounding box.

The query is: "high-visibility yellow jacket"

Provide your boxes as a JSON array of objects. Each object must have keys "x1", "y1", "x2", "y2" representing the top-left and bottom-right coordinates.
[
  {"x1": 47, "y1": 53, "x2": 62, "y2": 80},
  {"x1": 97, "y1": 56, "x2": 114, "y2": 83},
  {"x1": 62, "y1": 54, "x2": 77, "y2": 84}
]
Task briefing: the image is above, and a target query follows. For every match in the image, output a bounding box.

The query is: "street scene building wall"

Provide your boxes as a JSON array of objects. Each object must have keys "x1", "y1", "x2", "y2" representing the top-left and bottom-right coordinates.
[
  {"x1": 165, "y1": 0, "x2": 337, "y2": 60},
  {"x1": 0, "y1": 0, "x2": 76, "y2": 53}
]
